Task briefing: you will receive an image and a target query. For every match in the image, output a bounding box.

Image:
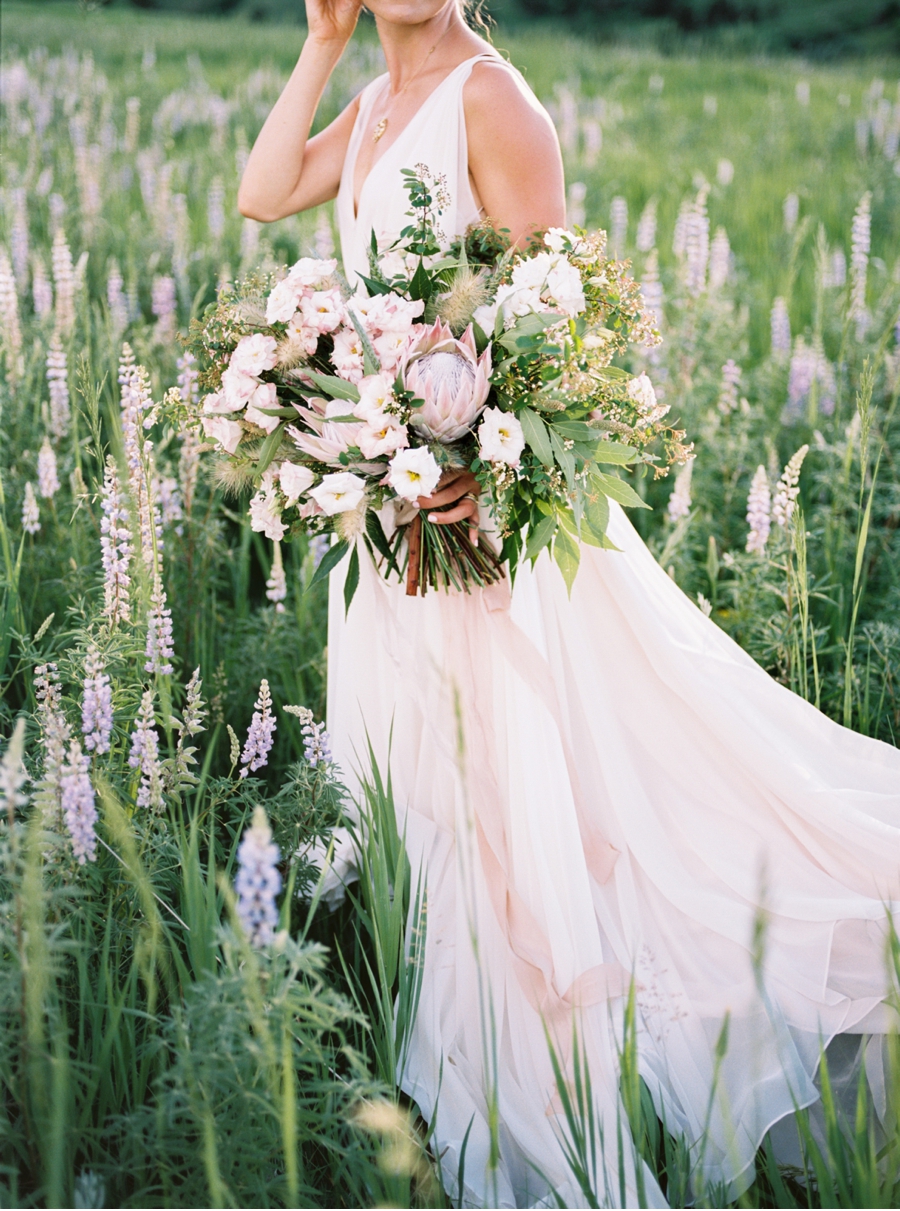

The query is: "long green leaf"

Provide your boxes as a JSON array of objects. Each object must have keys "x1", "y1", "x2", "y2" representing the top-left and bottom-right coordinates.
[
  {"x1": 303, "y1": 370, "x2": 361, "y2": 403},
  {"x1": 306, "y1": 538, "x2": 349, "y2": 592},
  {"x1": 525, "y1": 513, "x2": 557, "y2": 561},
  {"x1": 519, "y1": 407, "x2": 554, "y2": 467},
  {"x1": 592, "y1": 471, "x2": 651, "y2": 510},
  {"x1": 343, "y1": 543, "x2": 360, "y2": 615}
]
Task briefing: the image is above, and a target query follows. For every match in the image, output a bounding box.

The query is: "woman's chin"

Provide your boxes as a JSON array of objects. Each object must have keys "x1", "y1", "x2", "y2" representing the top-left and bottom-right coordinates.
[{"x1": 368, "y1": 0, "x2": 459, "y2": 28}]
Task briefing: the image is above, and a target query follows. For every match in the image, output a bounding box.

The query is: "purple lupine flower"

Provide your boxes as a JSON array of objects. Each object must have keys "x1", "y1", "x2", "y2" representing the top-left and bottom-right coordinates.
[
  {"x1": 240, "y1": 679, "x2": 276, "y2": 778},
  {"x1": 100, "y1": 456, "x2": 133, "y2": 626},
  {"x1": 153, "y1": 473, "x2": 183, "y2": 530},
  {"x1": 770, "y1": 297, "x2": 791, "y2": 359},
  {"x1": 145, "y1": 579, "x2": 175, "y2": 676},
  {"x1": 635, "y1": 199, "x2": 657, "y2": 254},
  {"x1": 235, "y1": 806, "x2": 282, "y2": 947},
  {"x1": 151, "y1": 274, "x2": 177, "y2": 345},
  {"x1": 51, "y1": 227, "x2": 75, "y2": 336},
  {"x1": 107, "y1": 258, "x2": 128, "y2": 334},
  {"x1": 285, "y1": 705, "x2": 332, "y2": 767},
  {"x1": 745, "y1": 466, "x2": 771, "y2": 554},
  {"x1": 60, "y1": 740, "x2": 98, "y2": 864},
  {"x1": 82, "y1": 647, "x2": 113, "y2": 754},
  {"x1": 46, "y1": 333, "x2": 70, "y2": 440},
  {"x1": 849, "y1": 191, "x2": 872, "y2": 340},
  {"x1": 10, "y1": 188, "x2": 29, "y2": 286},
  {"x1": 129, "y1": 689, "x2": 164, "y2": 811},
  {"x1": 310, "y1": 533, "x2": 330, "y2": 570},
  {"x1": 0, "y1": 249, "x2": 22, "y2": 368},
  {"x1": 32, "y1": 256, "x2": 53, "y2": 319},
  {"x1": 708, "y1": 227, "x2": 731, "y2": 290},
  {"x1": 785, "y1": 337, "x2": 836, "y2": 421},
  {"x1": 717, "y1": 360, "x2": 742, "y2": 414},
  {"x1": 772, "y1": 445, "x2": 809, "y2": 528},
  {"x1": 22, "y1": 483, "x2": 40, "y2": 534},
  {"x1": 37, "y1": 437, "x2": 60, "y2": 499},
  {"x1": 265, "y1": 543, "x2": 287, "y2": 613}
]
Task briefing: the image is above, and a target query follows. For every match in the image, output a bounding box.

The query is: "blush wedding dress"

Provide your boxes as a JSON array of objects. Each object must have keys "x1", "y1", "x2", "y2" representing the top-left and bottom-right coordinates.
[{"x1": 326, "y1": 52, "x2": 900, "y2": 1209}]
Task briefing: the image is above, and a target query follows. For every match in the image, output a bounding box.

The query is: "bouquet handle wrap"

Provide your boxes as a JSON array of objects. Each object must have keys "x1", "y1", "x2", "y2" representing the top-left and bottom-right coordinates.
[{"x1": 406, "y1": 511, "x2": 422, "y2": 596}]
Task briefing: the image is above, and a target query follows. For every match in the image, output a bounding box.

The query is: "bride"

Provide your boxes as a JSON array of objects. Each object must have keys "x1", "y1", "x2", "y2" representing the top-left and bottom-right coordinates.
[{"x1": 238, "y1": 3, "x2": 900, "y2": 1206}]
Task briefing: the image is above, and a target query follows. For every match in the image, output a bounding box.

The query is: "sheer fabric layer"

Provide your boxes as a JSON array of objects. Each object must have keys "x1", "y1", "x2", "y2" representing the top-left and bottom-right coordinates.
[{"x1": 329, "y1": 54, "x2": 900, "y2": 1209}]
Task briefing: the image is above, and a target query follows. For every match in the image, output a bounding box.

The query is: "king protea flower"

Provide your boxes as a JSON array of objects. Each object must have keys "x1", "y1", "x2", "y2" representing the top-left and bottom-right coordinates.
[{"x1": 403, "y1": 320, "x2": 492, "y2": 442}]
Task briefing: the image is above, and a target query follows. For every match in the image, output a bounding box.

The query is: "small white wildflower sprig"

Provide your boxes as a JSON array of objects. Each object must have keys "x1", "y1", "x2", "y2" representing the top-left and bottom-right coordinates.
[{"x1": 239, "y1": 678, "x2": 277, "y2": 779}]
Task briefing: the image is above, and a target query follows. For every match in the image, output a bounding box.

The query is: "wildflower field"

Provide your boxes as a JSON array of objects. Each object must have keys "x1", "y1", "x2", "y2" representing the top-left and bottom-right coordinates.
[{"x1": 1, "y1": 2, "x2": 899, "y2": 1206}]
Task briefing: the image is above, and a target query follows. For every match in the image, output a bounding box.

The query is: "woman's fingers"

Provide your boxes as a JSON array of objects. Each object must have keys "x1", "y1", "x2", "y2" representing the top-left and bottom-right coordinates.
[
  {"x1": 417, "y1": 470, "x2": 478, "y2": 510},
  {"x1": 426, "y1": 498, "x2": 479, "y2": 527}
]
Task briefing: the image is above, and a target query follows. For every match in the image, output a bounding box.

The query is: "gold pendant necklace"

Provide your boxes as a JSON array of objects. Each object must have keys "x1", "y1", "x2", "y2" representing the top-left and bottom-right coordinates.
[{"x1": 371, "y1": 28, "x2": 448, "y2": 144}]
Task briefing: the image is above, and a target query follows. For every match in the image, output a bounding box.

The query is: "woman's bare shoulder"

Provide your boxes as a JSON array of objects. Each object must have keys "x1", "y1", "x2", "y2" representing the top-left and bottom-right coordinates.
[{"x1": 463, "y1": 56, "x2": 554, "y2": 124}]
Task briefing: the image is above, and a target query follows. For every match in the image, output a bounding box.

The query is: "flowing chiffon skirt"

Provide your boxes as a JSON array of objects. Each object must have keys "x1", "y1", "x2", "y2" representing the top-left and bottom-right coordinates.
[{"x1": 327, "y1": 501, "x2": 900, "y2": 1208}]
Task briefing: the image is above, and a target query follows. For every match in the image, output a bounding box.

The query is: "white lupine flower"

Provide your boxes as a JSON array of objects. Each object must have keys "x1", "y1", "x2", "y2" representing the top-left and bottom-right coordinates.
[
  {"x1": 772, "y1": 444, "x2": 809, "y2": 528},
  {"x1": 34, "y1": 663, "x2": 71, "y2": 827},
  {"x1": 22, "y1": 482, "x2": 40, "y2": 534},
  {"x1": 717, "y1": 360, "x2": 742, "y2": 414},
  {"x1": 46, "y1": 334, "x2": 71, "y2": 440},
  {"x1": 0, "y1": 719, "x2": 28, "y2": 821},
  {"x1": 51, "y1": 228, "x2": 75, "y2": 336},
  {"x1": 387, "y1": 449, "x2": 442, "y2": 501},
  {"x1": 240, "y1": 679, "x2": 277, "y2": 778},
  {"x1": 708, "y1": 227, "x2": 731, "y2": 290},
  {"x1": 32, "y1": 255, "x2": 53, "y2": 319},
  {"x1": 641, "y1": 250, "x2": 664, "y2": 329},
  {"x1": 129, "y1": 690, "x2": 164, "y2": 812},
  {"x1": 100, "y1": 456, "x2": 133, "y2": 626},
  {"x1": 770, "y1": 297, "x2": 791, "y2": 359},
  {"x1": 667, "y1": 460, "x2": 693, "y2": 520},
  {"x1": 145, "y1": 579, "x2": 175, "y2": 675},
  {"x1": 82, "y1": 646, "x2": 113, "y2": 755},
  {"x1": 266, "y1": 542, "x2": 287, "y2": 613},
  {"x1": 681, "y1": 189, "x2": 709, "y2": 296},
  {"x1": 235, "y1": 806, "x2": 282, "y2": 947},
  {"x1": 10, "y1": 188, "x2": 29, "y2": 286},
  {"x1": 745, "y1": 466, "x2": 771, "y2": 554},
  {"x1": 478, "y1": 407, "x2": 526, "y2": 467},
  {"x1": 849, "y1": 192, "x2": 872, "y2": 339},
  {"x1": 635, "y1": 199, "x2": 657, "y2": 253},
  {"x1": 783, "y1": 192, "x2": 800, "y2": 234},
  {"x1": 310, "y1": 470, "x2": 368, "y2": 514},
  {"x1": 716, "y1": 158, "x2": 734, "y2": 186},
  {"x1": 37, "y1": 437, "x2": 60, "y2": 499},
  {"x1": 207, "y1": 176, "x2": 225, "y2": 241}
]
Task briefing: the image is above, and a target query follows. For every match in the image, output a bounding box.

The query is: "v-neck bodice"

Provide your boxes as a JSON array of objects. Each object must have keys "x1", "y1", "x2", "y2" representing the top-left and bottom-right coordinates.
[{"x1": 336, "y1": 52, "x2": 502, "y2": 286}]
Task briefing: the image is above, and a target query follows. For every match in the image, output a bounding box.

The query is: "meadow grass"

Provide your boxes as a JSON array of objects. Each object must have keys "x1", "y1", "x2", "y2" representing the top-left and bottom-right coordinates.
[{"x1": 1, "y1": 5, "x2": 899, "y2": 1206}]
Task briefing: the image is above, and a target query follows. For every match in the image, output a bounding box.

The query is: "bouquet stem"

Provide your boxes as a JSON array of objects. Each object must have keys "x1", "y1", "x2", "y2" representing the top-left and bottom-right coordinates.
[{"x1": 402, "y1": 512, "x2": 505, "y2": 597}]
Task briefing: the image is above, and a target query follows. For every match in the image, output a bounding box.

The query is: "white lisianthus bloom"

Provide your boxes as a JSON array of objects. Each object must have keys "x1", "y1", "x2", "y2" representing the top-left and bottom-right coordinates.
[
  {"x1": 244, "y1": 381, "x2": 280, "y2": 433},
  {"x1": 544, "y1": 228, "x2": 570, "y2": 253},
  {"x1": 388, "y1": 447, "x2": 441, "y2": 501},
  {"x1": 202, "y1": 390, "x2": 243, "y2": 415},
  {"x1": 309, "y1": 471, "x2": 367, "y2": 515},
  {"x1": 478, "y1": 407, "x2": 525, "y2": 467},
  {"x1": 545, "y1": 258, "x2": 585, "y2": 316},
  {"x1": 300, "y1": 289, "x2": 345, "y2": 334},
  {"x1": 278, "y1": 462, "x2": 316, "y2": 504},
  {"x1": 472, "y1": 300, "x2": 500, "y2": 335},
  {"x1": 221, "y1": 364, "x2": 259, "y2": 408},
  {"x1": 331, "y1": 327, "x2": 365, "y2": 382},
  {"x1": 249, "y1": 487, "x2": 287, "y2": 541},
  {"x1": 285, "y1": 311, "x2": 321, "y2": 356},
  {"x1": 266, "y1": 278, "x2": 303, "y2": 324},
  {"x1": 287, "y1": 256, "x2": 337, "y2": 286},
  {"x1": 231, "y1": 333, "x2": 278, "y2": 376},
  {"x1": 354, "y1": 372, "x2": 397, "y2": 421},
  {"x1": 202, "y1": 415, "x2": 243, "y2": 454},
  {"x1": 373, "y1": 329, "x2": 414, "y2": 374},
  {"x1": 358, "y1": 411, "x2": 409, "y2": 459},
  {"x1": 626, "y1": 372, "x2": 657, "y2": 413}
]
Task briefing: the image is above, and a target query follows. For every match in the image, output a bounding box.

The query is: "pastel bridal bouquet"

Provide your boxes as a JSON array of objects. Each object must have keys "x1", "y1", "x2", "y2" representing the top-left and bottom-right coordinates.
[{"x1": 181, "y1": 167, "x2": 691, "y2": 606}]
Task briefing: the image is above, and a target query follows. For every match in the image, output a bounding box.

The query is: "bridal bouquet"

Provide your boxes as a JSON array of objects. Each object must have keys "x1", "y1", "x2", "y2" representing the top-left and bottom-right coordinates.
[{"x1": 182, "y1": 167, "x2": 691, "y2": 607}]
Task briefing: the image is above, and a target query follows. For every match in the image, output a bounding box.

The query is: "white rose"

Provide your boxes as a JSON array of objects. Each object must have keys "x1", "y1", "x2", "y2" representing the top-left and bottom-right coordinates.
[
  {"x1": 478, "y1": 407, "x2": 525, "y2": 467},
  {"x1": 472, "y1": 301, "x2": 500, "y2": 336},
  {"x1": 545, "y1": 257, "x2": 585, "y2": 316},
  {"x1": 266, "y1": 278, "x2": 302, "y2": 324},
  {"x1": 388, "y1": 446, "x2": 441, "y2": 501},
  {"x1": 244, "y1": 381, "x2": 280, "y2": 433},
  {"x1": 230, "y1": 333, "x2": 278, "y2": 376},
  {"x1": 309, "y1": 471, "x2": 367, "y2": 515},
  {"x1": 278, "y1": 462, "x2": 316, "y2": 504},
  {"x1": 510, "y1": 252, "x2": 554, "y2": 292},
  {"x1": 202, "y1": 415, "x2": 243, "y2": 454},
  {"x1": 626, "y1": 372, "x2": 657, "y2": 414},
  {"x1": 221, "y1": 364, "x2": 259, "y2": 408}
]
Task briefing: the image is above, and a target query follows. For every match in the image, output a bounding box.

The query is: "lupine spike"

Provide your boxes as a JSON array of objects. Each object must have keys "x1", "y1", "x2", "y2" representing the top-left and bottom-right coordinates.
[{"x1": 745, "y1": 466, "x2": 771, "y2": 554}]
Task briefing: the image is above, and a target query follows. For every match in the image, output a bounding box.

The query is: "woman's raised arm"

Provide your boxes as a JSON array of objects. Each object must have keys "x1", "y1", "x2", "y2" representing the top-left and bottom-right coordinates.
[{"x1": 237, "y1": 0, "x2": 363, "y2": 223}]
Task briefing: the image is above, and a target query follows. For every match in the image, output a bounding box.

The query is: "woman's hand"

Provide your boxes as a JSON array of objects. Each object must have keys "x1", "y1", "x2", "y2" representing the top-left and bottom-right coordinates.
[
  {"x1": 305, "y1": 0, "x2": 363, "y2": 47},
  {"x1": 417, "y1": 470, "x2": 481, "y2": 546}
]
